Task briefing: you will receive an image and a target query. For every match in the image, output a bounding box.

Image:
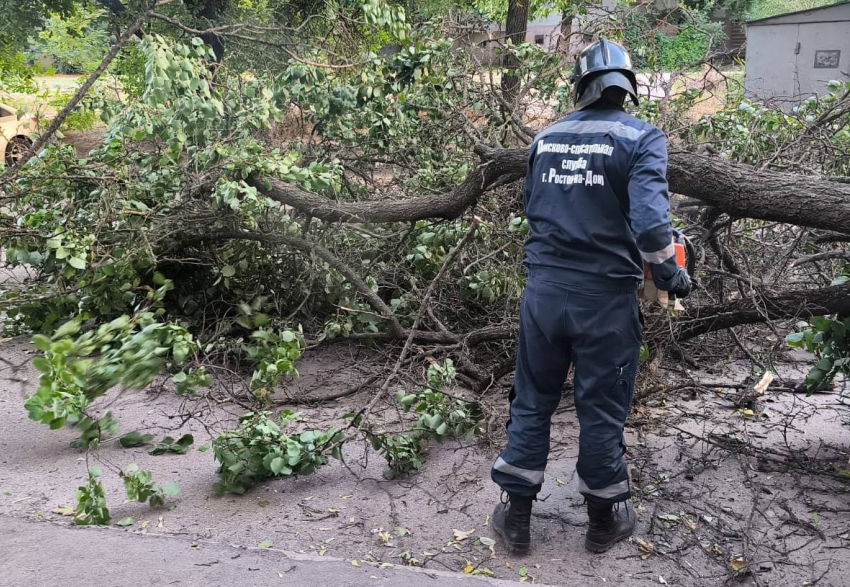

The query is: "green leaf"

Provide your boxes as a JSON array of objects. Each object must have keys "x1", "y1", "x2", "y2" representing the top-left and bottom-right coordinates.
[
  {"x1": 815, "y1": 358, "x2": 834, "y2": 371},
  {"x1": 269, "y1": 457, "x2": 286, "y2": 475},
  {"x1": 32, "y1": 356, "x2": 51, "y2": 374},
  {"x1": 32, "y1": 334, "x2": 51, "y2": 352},
  {"x1": 197, "y1": 444, "x2": 210, "y2": 453},
  {"x1": 115, "y1": 517, "x2": 135, "y2": 527},
  {"x1": 162, "y1": 481, "x2": 181, "y2": 497},
  {"x1": 53, "y1": 320, "x2": 81, "y2": 339},
  {"x1": 68, "y1": 256, "x2": 87, "y2": 270},
  {"x1": 176, "y1": 434, "x2": 194, "y2": 447},
  {"x1": 119, "y1": 432, "x2": 154, "y2": 448},
  {"x1": 221, "y1": 265, "x2": 236, "y2": 277},
  {"x1": 258, "y1": 540, "x2": 274, "y2": 548}
]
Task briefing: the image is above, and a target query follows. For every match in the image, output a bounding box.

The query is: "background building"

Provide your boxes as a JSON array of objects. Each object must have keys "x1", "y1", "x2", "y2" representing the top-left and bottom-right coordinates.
[{"x1": 744, "y1": 2, "x2": 850, "y2": 107}]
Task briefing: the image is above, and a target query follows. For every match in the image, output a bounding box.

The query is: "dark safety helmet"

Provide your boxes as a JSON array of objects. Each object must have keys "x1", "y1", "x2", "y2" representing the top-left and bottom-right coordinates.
[{"x1": 572, "y1": 38, "x2": 639, "y2": 111}]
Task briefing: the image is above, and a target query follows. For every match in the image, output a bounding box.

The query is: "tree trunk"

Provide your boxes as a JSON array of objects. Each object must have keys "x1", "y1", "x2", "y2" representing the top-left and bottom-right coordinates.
[
  {"x1": 556, "y1": 12, "x2": 574, "y2": 57},
  {"x1": 667, "y1": 150, "x2": 850, "y2": 234},
  {"x1": 501, "y1": 0, "x2": 531, "y2": 106},
  {"x1": 252, "y1": 146, "x2": 850, "y2": 234}
]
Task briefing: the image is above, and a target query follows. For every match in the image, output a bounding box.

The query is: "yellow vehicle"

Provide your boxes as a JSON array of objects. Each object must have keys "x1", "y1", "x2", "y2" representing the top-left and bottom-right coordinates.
[{"x1": 0, "y1": 102, "x2": 36, "y2": 166}]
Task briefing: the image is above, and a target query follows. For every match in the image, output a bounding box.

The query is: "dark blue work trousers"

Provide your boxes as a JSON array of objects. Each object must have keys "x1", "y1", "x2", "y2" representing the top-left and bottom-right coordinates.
[{"x1": 491, "y1": 271, "x2": 641, "y2": 503}]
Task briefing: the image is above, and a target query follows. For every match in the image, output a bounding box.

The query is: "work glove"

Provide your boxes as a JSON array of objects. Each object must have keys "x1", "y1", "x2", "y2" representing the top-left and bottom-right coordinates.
[
  {"x1": 667, "y1": 267, "x2": 692, "y2": 299},
  {"x1": 652, "y1": 266, "x2": 691, "y2": 299}
]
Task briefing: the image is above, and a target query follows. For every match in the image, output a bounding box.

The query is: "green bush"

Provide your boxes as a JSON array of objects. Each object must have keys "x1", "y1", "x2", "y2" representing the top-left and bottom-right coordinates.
[
  {"x1": 0, "y1": 47, "x2": 38, "y2": 94},
  {"x1": 656, "y1": 27, "x2": 709, "y2": 71}
]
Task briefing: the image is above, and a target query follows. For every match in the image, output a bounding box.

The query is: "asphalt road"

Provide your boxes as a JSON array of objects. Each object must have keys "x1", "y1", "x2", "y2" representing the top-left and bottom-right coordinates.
[{"x1": 2, "y1": 515, "x2": 548, "y2": 587}]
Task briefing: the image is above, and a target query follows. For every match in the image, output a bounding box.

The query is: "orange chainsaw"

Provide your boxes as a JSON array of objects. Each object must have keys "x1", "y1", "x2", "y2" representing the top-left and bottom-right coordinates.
[{"x1": 640, "y1": 230, "x2": 696, "y2": 311}]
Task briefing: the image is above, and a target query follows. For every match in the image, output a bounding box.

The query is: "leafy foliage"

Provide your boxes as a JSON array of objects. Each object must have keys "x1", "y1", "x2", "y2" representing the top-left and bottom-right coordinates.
[
  {"x1": 74, "y1": 466, "x2": 110, "y2": 525},
  {"x1": 621, "y1": 5, "x2": 724, "y2": 71},
  {"x1": 397, "y1": 360, "x2": 482, "y2": 441},
  {"x1": 362, "y1": 360, "x2": 483, "y2": 479},
  {"x1": 786, "y1": 314, "x2": 850, "y2": 392},
  {"x1": 243, "y1": 328, "x2": 303, "y2": 402},
  {"x1": 690, "y1": 80, "x2": 850, "y2": 183},
  {"x1": 23, "y1": 279, "x2": 205, "y2": 445},
  {"x1": 120, "y1": 464, "x2": 181, "y2": 507},
  {"x1": 29, "y1": 3, "x2": 110, "y2": 74},
  {"x1": 212, "y1": 411, "x2": 344, "y2": 494},
  {"x1": 0, "y1": 47, "x2": 39, "y2": 94},
  {"x1": 745, "y1": 0, "x2": 842, "y2": 20}
]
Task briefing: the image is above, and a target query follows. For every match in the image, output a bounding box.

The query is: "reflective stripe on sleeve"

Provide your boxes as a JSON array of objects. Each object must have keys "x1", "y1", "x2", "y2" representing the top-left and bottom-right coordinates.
[
  {"x1": 493, "y1": 457, "x2": 545, "y2": 485},
  {"x1": 640, "y1": 241, "x2": 676, "y2": 264}
]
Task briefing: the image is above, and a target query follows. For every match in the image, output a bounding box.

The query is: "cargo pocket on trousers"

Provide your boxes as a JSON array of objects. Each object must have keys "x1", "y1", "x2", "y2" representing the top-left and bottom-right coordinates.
[
  {"x1": 609, "y1": 362, "x2": 635, "y2": 421},
  {"x1": 610, "y1": 362, "x2": 635, "y2": 458}
]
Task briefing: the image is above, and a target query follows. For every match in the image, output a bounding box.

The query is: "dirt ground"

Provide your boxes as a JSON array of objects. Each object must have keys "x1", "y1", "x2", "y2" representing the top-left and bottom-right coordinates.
[{"x1": 2, "y1": 334, "x2": 849, "y2": 586}]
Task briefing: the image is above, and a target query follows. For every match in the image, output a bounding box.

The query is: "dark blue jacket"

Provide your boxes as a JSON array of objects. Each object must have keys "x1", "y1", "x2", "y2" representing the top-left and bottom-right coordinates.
[{"x1": 523, "y1": 107, "x2": 679, "y2": 290}]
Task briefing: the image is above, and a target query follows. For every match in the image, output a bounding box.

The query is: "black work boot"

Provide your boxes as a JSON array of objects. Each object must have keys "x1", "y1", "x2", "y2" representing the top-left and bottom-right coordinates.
[
  {"x1": 491, "y1": 493, "x2": 533, "y2": 554},
  {"x1": 585, "y1": 498, "x2": 636, "y2": 553}
]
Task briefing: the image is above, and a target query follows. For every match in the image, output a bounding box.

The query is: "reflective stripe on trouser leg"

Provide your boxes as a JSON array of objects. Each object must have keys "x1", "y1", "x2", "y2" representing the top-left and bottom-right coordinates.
[
  {"x1": 569, "y1": 289, "x2": 641, "y2": 504},
  {"x1": 493, "y1": 457, "x2": 544, "y2": 486},
  {"x1": 578, "y1": 475, "x2": 630, "y2": 501},
  {"x1": 491, "y1": 278, "x2": 572, "y2": 497}
]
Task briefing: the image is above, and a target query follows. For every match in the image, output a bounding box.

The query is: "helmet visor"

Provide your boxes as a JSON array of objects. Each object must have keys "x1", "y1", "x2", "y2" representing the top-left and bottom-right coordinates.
[{"x1": 574, "y1": 71, "x2": 639, "y2": 111}]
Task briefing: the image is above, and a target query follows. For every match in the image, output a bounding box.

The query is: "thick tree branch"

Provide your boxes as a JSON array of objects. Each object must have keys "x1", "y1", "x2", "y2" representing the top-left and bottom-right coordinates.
[
  {"x1": 666, "y1": 150, "x2": 850, "y2": 233},
  {"x1": 249, "y1": 146, "x2": 526, "y2": 224},
  {"x1": 675, "y1": 284, "x2": 850, "y2": 341},
  {"x1": 251, "y1": 147, "x2": 850, "y2": 233}
]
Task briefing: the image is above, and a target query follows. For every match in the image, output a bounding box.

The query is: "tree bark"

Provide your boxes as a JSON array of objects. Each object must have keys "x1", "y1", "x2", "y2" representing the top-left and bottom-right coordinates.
[
  {"x1": 501, "y1": 0, "x2": 531, "y2": 106},
  {"x1": 556, "y1": 12, "x2": 574, "y2": 57},
  {"x1": 666, "y1": 150, "x2": 850, "y2": 234}
]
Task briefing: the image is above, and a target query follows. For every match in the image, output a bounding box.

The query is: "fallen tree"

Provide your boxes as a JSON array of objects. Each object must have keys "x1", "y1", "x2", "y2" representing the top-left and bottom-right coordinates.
[
  {"x1": 2, "y1": 17, "x2": 849, "y2": 428},
  {"x1": 251, "y1": 146, "x2": 850, "y2": 234}
]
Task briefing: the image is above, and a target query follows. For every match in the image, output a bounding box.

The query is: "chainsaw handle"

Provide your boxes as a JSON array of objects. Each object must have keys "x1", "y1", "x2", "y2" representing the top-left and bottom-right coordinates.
[{"x1": 683, "y1": 234, "x2": 697, "y2": 281}]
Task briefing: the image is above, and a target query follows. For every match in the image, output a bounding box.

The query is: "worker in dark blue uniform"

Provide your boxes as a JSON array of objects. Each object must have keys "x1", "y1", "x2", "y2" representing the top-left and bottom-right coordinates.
[{"x1": 490, "y1": 39, "x2": 691, "y2": 554}]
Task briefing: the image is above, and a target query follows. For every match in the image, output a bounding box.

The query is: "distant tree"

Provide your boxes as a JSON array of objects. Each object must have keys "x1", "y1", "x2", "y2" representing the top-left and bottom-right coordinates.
[
  {"x1": 501, "y1": 0, "x2": 530, "y2": 105},
  {"x1": 745, "y1": 0, "x2": 841, "y2": 20},
  {"x1": 0, "y1": 0, "x2": 76, "y2": 48}
]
